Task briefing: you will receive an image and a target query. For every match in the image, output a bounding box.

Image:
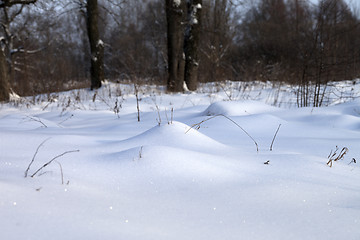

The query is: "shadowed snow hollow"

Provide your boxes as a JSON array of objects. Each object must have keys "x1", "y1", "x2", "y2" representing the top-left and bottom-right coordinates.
[{"x1": 203, "y1": 100, "x2": 280, "y2": 116}]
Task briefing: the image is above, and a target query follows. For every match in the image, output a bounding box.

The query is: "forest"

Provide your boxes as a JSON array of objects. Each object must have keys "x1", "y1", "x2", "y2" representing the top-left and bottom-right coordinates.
[
  {"x1": 1, "y1": 0, "x2": 360, "y2": 106},
  {"x1": 1, "y1": 2, "x2": 360, "y2": 239}
]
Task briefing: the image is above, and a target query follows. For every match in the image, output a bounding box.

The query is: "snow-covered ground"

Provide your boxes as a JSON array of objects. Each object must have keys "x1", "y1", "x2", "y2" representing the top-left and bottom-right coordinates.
[{"x1": 1, "y1": 81, "x2": 360, "y2": 240}]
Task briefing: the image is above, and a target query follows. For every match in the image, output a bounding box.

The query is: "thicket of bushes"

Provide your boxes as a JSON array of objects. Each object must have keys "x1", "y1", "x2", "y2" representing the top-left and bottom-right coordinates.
[{"x1": 1, "y1": 0, "x2": 359, "y2": 105}]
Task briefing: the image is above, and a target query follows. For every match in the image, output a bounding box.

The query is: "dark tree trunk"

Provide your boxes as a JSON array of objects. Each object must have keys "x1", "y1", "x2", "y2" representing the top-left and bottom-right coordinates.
[
  {"x1": 0, "y1": 47, "x2": 10, "y2": 101},
  {"x1": 184, "y1": 0, "x2": 202, "y2": 91},
  {"x1": 86, "y1": 0, "x2": 104, "y2": 90},
  {"x1": 166, "y1": 0, "x2": 186, "y2": 92},
  {"x1": 0, "y1": 0, "x2": 37, "y2": 101}
]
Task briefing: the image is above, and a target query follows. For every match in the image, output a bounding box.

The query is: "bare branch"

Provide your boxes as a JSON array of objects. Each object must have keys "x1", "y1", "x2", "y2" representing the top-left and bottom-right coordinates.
[
  {"x1": 0, "y1": 0, "x2": 37, "y2": 8},
  {"x1": 11, "y1": 46, "x2": 47, "y2": 56}
]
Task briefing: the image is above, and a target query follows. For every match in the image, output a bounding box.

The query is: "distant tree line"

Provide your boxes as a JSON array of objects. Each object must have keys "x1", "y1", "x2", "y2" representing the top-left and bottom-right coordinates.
[{"x1": 1, "y1": 0, "x2": 359, "y2": 104}]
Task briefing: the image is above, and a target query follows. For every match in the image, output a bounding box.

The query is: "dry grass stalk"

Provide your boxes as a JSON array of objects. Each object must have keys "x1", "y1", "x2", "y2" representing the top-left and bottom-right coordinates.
[
  {"x1": 26, "y1": 116, "x2": 47, "y2": 128},
  {"x1": 348, "y1": 158, "x2": 356, "y2": 165},
  {"x1": 25, "y1": 138, "x2": 51, "y2": 177},
  {"x1": 30, "y1": 150, "x2": 80, "y2": 178},
  {"x1": 327, "y1": 146, "x2": 348, "y2": 167},
  {"x1": 270, "y1": 124, "x2": 281, "y2": 151},
  {"x1": 187, "y1": 114, "x2": 259, "y2": 152},
  {"x1": 55, "y1": 160, "x2": 64, "y2": 184},
  {"x1": 134, "y1": 84, "x2": 141, "y2": 122}
]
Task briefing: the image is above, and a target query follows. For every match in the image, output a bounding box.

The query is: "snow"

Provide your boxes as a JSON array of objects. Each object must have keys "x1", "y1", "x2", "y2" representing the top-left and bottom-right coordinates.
[
  {"x1": 1, "y1": 81, "x2": 360, "y2": 240},
  {"x1": 97, "y1": 39, "x2": 104, "y2": 47},
  {"x1": 189, "y1": 2, "x2": 201, "y2": 25},
  {"x1": 173, "y1": 0, "x2": 181, "y2": 7},
  {"x1": 191, "y1": 17, "x2": 198, "y2": 25}
]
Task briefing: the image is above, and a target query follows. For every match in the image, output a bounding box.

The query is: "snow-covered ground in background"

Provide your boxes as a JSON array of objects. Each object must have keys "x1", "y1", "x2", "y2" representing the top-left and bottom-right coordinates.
[{"x1": 1, "y1": 81, "x2": 360, "y2": 240}]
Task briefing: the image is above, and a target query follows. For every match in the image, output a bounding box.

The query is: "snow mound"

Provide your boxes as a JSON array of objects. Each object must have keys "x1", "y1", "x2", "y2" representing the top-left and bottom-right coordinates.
[
  {"x1": 299, "y1": 112, "x2": 360, "y2": 131},
  {"x1": 118, "y1": 121, "x2": 226, "y2": 153},
  {"x1": 340, "y1": 99, "x2": 360, "y2": 117},
  {"x1": 203, "y1": 100, "x2": 280, "y2": 116},
  {"x1": 104, "y1": 145, "x2": 243, "y2": 181}
]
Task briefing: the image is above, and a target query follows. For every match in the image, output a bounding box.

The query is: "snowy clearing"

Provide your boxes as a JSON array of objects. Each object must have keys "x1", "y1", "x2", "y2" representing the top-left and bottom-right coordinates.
[{"x1": 1, "y1": 81, "x2": 360, "y2": 240}]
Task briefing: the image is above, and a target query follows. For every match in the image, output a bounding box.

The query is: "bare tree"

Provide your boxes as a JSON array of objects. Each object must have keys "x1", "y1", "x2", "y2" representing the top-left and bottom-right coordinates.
[
  {"x1": 165, "y1": 0, "x2": 186, "y2": 92},
  {"x1": 0, "y1": 47, "x2": 10, "y2": 101},
  {"x1": 184, "y1": 0, "x2": 202, "y2": 91},
  {"x1": 85, "y1": 0, "x2": 104, "y2": 90},
  {"x1": 199, "y1": 0, "x2": 238, "y2": 82},
  {"x1": 0, "y1": 0, "x2": 37, "y2": 101}
]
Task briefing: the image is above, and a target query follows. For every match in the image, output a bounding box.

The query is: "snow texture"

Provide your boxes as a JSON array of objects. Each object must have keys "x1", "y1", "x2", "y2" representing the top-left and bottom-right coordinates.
[{"x1": 1, "y1": 81, "x2": 360, "y2": 240}]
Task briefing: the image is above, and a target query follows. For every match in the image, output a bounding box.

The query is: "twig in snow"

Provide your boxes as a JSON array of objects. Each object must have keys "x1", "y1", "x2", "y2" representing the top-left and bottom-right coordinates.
[
  {"x1": 165, "y1": 108, "x2": 173, "y2": 125},
  {"x1": 156, "y1": 105, "x2": 162, "y2": 126},
  {"x1": 30, "y1": 150, "x2": 80, "y2": 178},
  {"x1": 139, "y1": 146, "x2": 143, "y2": 159},
  {"x1": 171, "y1": 108, "x2": 174, "y2": 124},
  {"x1": 58, "y1": 114, "x2": 74, "y2": 125},
  {"x1": 219, "y1": 83, "x2": 232, "y2": 101},
  {"x1": 134, "y1": 84, "x2": 141, "y2": 122},
  {"x1": 55, "y1": 160, "x2": 64, "y2": 184},
  {"x1": 348, "y1": 158, "x2": 356, "y2": 165},
  {"x1": 113, "y1": 98, "x2": 121, "y2": 118},
  {"x1": 25, "y1": 138, "x2": 51, "y2": 177},
  {"x1": 26, "y1": 116, "x2": 47, "y2": 128},
  {"x1": 151, "y1": 97, "x2": 162, "y2": 126},
  {"x1": 92, "y1": 91, "x2": 97, "y2": 102},
  {"x1": 327, "y1": 146, "x2": 348, "y2": 167},
  {"x1": 42, "y1": 97, "x2": 56, "y2": 111},
  {"x1": 187, "y1": 114, "x2": 259, "y2": 152},
  {"x1": 270, "y1": 124, "x2": 281, "y2": 151}
]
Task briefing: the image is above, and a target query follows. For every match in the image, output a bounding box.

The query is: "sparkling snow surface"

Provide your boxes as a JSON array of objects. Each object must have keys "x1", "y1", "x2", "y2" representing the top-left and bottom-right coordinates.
[{"x1": 1, "y1": 81, "x2": 360, "y2": 240}]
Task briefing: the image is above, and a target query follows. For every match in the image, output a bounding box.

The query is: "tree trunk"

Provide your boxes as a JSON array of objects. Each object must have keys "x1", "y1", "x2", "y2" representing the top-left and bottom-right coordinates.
[
  {"x1": 184, "y1": 0, "x2": 202, "y2": 91},
  {"x1": 0, "y1": 47, "x2": 10, "y2": 102},
  {"x1": 86, "y1": 0, "x2": 104, "y2": 90},
  {"x1": 166, "y1": 0, "x2": 186, "y2": 92}
]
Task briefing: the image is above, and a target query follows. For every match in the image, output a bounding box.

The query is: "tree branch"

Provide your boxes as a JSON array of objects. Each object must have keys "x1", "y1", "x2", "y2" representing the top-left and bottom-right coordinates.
[{"x1": 0, "y1": 0, "x2": 37, "y2": 8}]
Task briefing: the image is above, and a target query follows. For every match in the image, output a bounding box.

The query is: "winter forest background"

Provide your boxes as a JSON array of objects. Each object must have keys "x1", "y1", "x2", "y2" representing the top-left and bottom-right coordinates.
[
  {"x1": 1, "y1": 1, "x2": 360, "y2": 239},
  {"x1": 1, "y1": 0, "x2": 360, "y2": 106}
]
